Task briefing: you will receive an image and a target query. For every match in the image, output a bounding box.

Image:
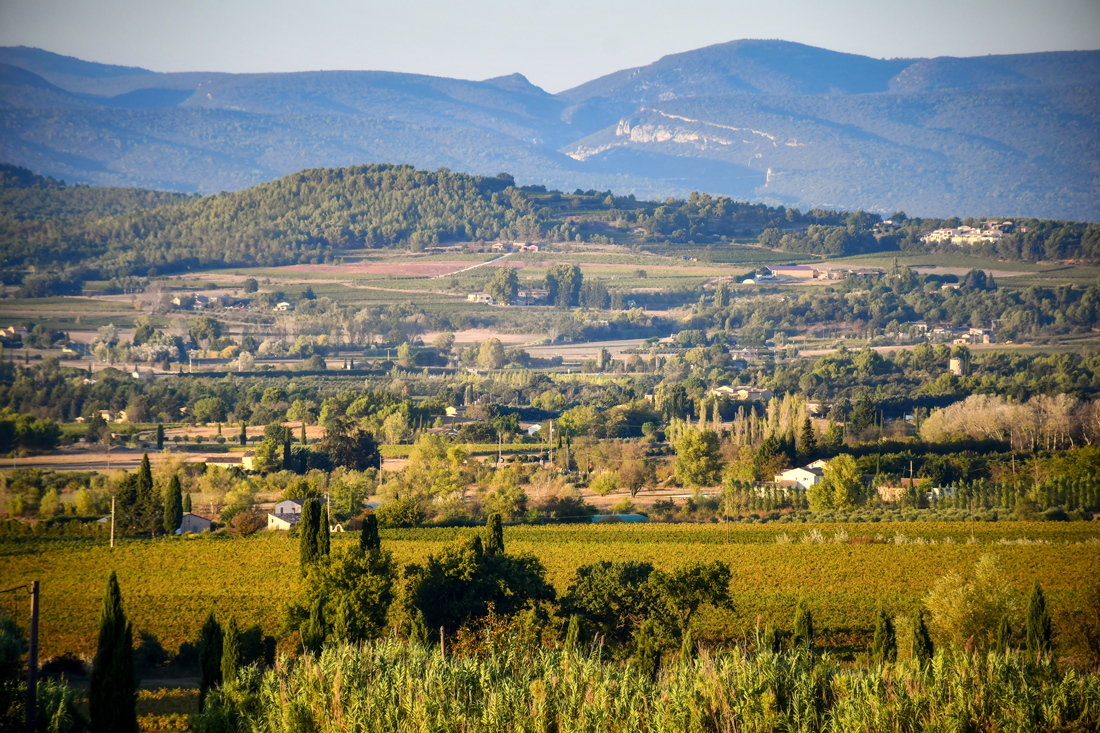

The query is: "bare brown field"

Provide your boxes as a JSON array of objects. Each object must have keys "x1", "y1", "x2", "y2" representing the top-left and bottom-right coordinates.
[{"x1": 284, "y1": 261, "x2": 488, "y2": 277}]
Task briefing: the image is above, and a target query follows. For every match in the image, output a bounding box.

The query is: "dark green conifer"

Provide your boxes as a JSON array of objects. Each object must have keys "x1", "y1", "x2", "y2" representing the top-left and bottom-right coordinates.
[
  {"x1": 221, "y1": 617, "x2": 240, "y2": 683},
  {"x1": 302, "y1": 597, "x2": 327, "y2": 654},
  {"x1": 632, "y1": 619, "x2": 662, "y2": 682},
  {"x1": 871, "y1": 606, "x2": 896, "y2": 664},
  {"x1": 484, "y1": 512, "x2": 504, "y2": 555},
  {"x1": 360, "y1": 513, "x2": 380, "y2": 553},
  {"x1": 198, "y1": 612, "x2": 222, "y2": 710},
  {"x1": 163, "y1": 474, "x2": 183, "y2": 535},
  {"x1": 299, "y1": 500, "x2": 320, "y2": 572},
  {"x1": 798, "y1": 415, "x2": 816, "y2": 459},
  {"x1": 409, "y1": 609, "x2": 430, "y2": 647},
  {"x1": 282, "y1": 427, "x2": 292, "y2": 470},
  {"x1": 90, "y1": 571, "x2": 137, "y2": 733},
  {"x1": 183, "y1": 493, "x2": 192, "y2": 513},
  {"x1": 239, "y1": 422, "x2": 247, "y2": 447},
  {"x1": 156, "y1": 424, "x2": 165, "y2": 450},
  {"x1": 318, "y1": 504, "x2": 331, "y2": 557},
  {"x1": 910, "y1": 609, "x2": 934, "y2": 664},
  {"x1": 1026, "y1": 581, "x2": 1052, "y2": 657},
  {"x1": 995, "y1": 613, "x2": 1013, "y2": 655},
  {"x1": 792, "y1": 600, "x2": 814, "y2": 653}
]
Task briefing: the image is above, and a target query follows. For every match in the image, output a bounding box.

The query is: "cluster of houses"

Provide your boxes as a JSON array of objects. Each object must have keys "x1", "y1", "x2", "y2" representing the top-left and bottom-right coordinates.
[
  {"x1": 908, "y1": 322, "x2": 995, "y2": 345},
  {"x1": 742, "y1": 265, "x2": 878, "y2": 284},
  {"x1": 774, "y1": 461, "x2": 928, "y2": 502},
  {"x1": 707, "y1": 385, "x2": 775, "y2": 402},
  {"x1": 921, "y1": 221, "x2": 1020, "y2": 245},
  {"x1": 468, "y1": 288, "x2": 550, "y2": 306},
  {"x1": 491, "y1": 241, "x2": 541, "y2": 253}
]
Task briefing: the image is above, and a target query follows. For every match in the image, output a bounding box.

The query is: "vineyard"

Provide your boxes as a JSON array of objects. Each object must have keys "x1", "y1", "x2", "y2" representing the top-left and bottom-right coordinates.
[{"x1": 2, "y1": 521, "x2": 1097, "y2": 661}]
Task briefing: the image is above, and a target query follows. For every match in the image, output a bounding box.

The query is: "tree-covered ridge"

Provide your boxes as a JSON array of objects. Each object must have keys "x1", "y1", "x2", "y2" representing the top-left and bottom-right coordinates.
[{"x1": 0, "y1": 164, "x2": 191, "y2": 222}]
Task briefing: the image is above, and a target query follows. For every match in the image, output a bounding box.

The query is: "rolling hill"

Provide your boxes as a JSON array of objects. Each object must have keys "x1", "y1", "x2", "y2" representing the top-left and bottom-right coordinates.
[{"x1": 0, "y1": 41, "x2": 1097, "y2": 219}]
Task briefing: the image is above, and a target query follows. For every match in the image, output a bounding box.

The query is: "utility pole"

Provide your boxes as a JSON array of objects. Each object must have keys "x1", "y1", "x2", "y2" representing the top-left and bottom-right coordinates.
[
  {"x1": 548, "y1": 421, "x2": 554, "y2": 465},
  {"x1": 110, "y1": 496, "x2": 115, "y2": 548},
  {"x1": 25, "y1": 580, "x2": 38, "y2": 733}
]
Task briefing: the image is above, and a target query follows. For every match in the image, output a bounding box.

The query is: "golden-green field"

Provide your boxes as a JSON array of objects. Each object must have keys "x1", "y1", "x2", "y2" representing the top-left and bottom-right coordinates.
[{"x1": 2, "y1": 522, "x2": 1097, "y2": 660}]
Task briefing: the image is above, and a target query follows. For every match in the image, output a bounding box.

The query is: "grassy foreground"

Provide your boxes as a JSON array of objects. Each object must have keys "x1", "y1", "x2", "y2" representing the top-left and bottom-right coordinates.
[
  {"x1": 197, "y1": 639, "x2": 1100, "y2": 733},
  {"x1": 2, "y1": 522, "x2": 1098, "y2": 660}
]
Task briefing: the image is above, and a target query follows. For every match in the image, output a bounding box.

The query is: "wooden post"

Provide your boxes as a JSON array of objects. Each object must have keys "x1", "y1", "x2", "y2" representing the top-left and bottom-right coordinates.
[
  {"x1": 25, "y1": 580, "x2": 38, "y2": 733},
  {"x1": 439, "y1": 627, "x2": 445, "y2": 661}
]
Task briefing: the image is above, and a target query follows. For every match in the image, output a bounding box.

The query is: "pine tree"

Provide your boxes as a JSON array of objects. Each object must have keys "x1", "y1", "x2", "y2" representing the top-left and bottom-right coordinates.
[
  {"x1": 1026, "y1": 580, "x2": 1052, "y2": 657},
  {"x1": 156, "y1": 424, "x2": 165, "y2": 450},
  {"x1": 90, "y1": 571, "x2": 137, "y2": 733},
  {"x1": 910, "y1": 609, "x2": 933, "y2": 664},
  {"x1": 318, "y1": 504, "x2": 331, "y2": 557},
  {"x1": 198, "y1": 612, "x2": 222, "y2": 710},
  {"x1": 792, "y1": 600, "x2": 814, "y2": 652},
  {"x1": 221, "y1": 616, "x2": 240, "y2": 683},
  {"x1": 871, "y1": 606, "x2": 896, "y2": 664},
  {"x1": 359, "y1": 513, "x2": 380, "y2": 553},
  {"x1": 239, "y1": 422, "x2": 247, "y2": 447},
  {"x1": 484, "y1": 512, "x2": 504, "y2": 555},
  {"x1": 163, "y1": 474, "x2": 183, "y2": 535},
  {"x1": 183, "y1": 493, "x2": 192, "y2": 513},
  {"x1": 299, "y1": 500, "x2": 320, "y2": 572},
  {"x1": 798, "y1": 416, "x2": 816, "y2": 460}
]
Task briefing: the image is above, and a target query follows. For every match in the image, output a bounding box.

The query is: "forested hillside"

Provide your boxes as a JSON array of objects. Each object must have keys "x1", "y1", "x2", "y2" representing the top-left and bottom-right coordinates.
[{"x1": 1, "y1": 163, "x2": 1098, "y2": 291}]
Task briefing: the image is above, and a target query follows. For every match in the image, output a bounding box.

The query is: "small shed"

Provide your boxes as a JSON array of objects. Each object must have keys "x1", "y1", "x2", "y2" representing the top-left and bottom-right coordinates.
[{"x1": 178, "y1": 512, "x2": 214, "y2": 534}]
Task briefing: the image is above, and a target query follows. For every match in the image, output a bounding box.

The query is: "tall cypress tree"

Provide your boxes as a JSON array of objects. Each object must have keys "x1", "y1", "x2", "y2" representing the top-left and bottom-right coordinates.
[
  {"x1": 301, "y1": 422, "x2": 307, "y2": 445},
  {"x1": 995, "y1": 613, "x2": 1013, "y2": 655},
  {"x1": 318, "y1": 504, "x2": 331, "y2": 557},
  {"x1": 1026, "y1": 580, "x2": 1052, "y2": 657},
  {"x1": 198, "y1": 612, "x2": 222, "y2": 710},
  {"x1": 163, "y1": 474, "x2": 183, "y2": 535},
  {"x1": 484, "y1": 512, "x2": 504, "y2": 555},
  {"x1": 871, "y1": 606, "x2": 896, "y2": 665},
  {"x1": 90, "y1": 571, "x2": 137, "y2": 733},
  {"x1": 798, "y1": 416, "x2": 816, "y2": 460},
  {"x1": 792, "y1": 600, "x2": 814, "y2": 653},
  {"x1": 183, "y1": 493, "x2": 192, "y2": 513},
  {"x1": 136, "y1": 453, "x2": 161, "y2": 535},
  {"x1": 299, "y1": 500, "x2": 319, "y2": 572},
  {"x1": 239, "y1": 422, "x2": 247, "y2": 447},
  {"x1": 156, "y1": 424, "x2": 165, "y2": 450},
  {"x1": 302, "y1": 597, "x2": 327, "y2": 654},
  {"x1": 221, "y1": 617, "x2": 240, "y2": 684},
  {"x1": 910, "y1": 609, "x2": 933, "y2": 664},
  {"x1": 360, "y1": 513, "x2": 380, "y2": 553},
  {"x1": 283, "y1": 427, "x2": 292, "y2": 470}
]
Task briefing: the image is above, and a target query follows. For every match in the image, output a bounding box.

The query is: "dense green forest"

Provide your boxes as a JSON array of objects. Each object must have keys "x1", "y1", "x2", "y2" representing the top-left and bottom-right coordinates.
[{"x1": 2, "y1": 164, "x2": 1097, "y2": 293}]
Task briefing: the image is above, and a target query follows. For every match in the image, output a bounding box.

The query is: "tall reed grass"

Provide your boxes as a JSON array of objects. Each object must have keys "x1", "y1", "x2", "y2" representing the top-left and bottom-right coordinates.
[{"x1": 196, "y1": 637, "x2": 1100, "y2": 732}]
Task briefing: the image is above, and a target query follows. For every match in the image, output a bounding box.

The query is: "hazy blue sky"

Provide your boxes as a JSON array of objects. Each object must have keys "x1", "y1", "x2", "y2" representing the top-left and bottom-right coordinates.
[{"x1": 1, "y1": 0, "x2": 1097, "y2": 92}]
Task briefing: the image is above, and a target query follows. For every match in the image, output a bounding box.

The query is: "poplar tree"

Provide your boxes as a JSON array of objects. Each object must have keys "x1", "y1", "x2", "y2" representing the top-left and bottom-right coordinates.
[
  {"x1": 360, "y1": 513, "x2": 380, "y2": 553},
  {"x1": 484, "y1": 512, "x2": 504, "y2": 555},
  {"x1": 90, "y1": 571, "x2": 137, "y2": 733},
  {"x1": 221, "y1": 617, "x2": 240, "y2": 683},
  {"x1": 163, "y1": 474, "x2": 183, "y2": 535},
  {"x1": 1026, "y1": 581, "x2": 1052, "y2": 657},
  {"x1": 792, "y1": 600, "x2": 814, "y2": 652},
  {"x1": 198, "y1": 612, "x2": 222, "y2": 710}
]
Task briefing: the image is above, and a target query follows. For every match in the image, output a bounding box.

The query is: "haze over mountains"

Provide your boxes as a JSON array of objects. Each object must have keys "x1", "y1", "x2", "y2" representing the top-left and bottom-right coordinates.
[{"x1": 0, "y1": 40, "x2": 1097, "y2": 220}]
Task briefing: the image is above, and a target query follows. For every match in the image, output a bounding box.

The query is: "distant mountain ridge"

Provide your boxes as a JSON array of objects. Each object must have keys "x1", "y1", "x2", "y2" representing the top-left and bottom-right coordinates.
[{"x1": 1, "y1": 41, "x2": 1098, "y2": 219}]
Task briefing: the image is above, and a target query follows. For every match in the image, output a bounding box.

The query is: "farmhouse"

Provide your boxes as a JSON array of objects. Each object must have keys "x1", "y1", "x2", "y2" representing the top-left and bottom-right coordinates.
[
  {"x1": 268, "y1": 497, "x2": 329, "y2": 531},
  {"x1": 467, "y1": 293, "x2": 496, "y2": 305},
  {"x1": 709, "y1": 385, "x2": 774, "y2": 402},
  {"x1": 773, "y1": 465, "x2": 823, "y2": 489},
  {"x1": 767, "y1": 265, "x2": 818, "y2": 280},
  {"x1": 178, "y1": 512, "x2": 214, "y2": 534},
  {"x1": 206, "y1": 451, "x2": 256, "y2": 471}
]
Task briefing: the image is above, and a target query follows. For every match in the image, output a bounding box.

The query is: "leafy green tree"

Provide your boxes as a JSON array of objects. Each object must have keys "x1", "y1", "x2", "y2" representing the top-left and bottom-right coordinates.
[
  {"x1": 871, "y1": 606, "x2": 896, "y2": 664},
  {"x1": 252, "y1": 439, "x2": 282, "y2": 473},
  {"x1": 189, "y1": 316, "x2": 222, "y2": 345},
  {"x1": 221, "y1": 617, "x2": 240, "y2": 683},
  {"x1": 404, "y1": 536, "x2": 554, "y2": 634},
  {"x1": 486, "y1": 266, "x2": 519, "y2": 305},
  {"x1": 287, "y1": 547, "x2": 397, "y2": 645},
  {"x1": 546, "y1": 264, "x2": 582, "y2": 308},
  {"x1": 197, "y1": 612, "x2": 222, "y2": 710},
  {"x1": 478, "y1": 338, "x2": 505, "y2": 370},
  {"x1": 925, "y1": 555, "x2": 1018, "y2": 653},
  {"x1": 808, "y1": 454, "x2": 864, "y2": 511},
  {"x1": 714, "y1": 281, "x2": 729, "y2": 308},
  {"x1": 650, "y1": 560, "x2": 731, "y2": 636},
  {"x1": 163, "y1": 475, "x2": 183, "y2": 535},
  {"x1": 484, "y1": 512, "x2": 504, "y2": 555},
  {"x1": 674, "y1": 429, "x2": 722, "y2": 487},
  {"x1": 1026, "y1": 581, "x2": 1052, "y2": 657},
  {"x1": 792, "y1": 600, "x2": 814, "y2": 652},
  {"x1": 559, "y1": 561, "x2": 657, "y2": 645},
  {"x1": 90, "y1": 571, "x2": 137, "y2": 733},
  {"x1": 360, "y1": 513, "x2": 380, "y2": 553}
]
